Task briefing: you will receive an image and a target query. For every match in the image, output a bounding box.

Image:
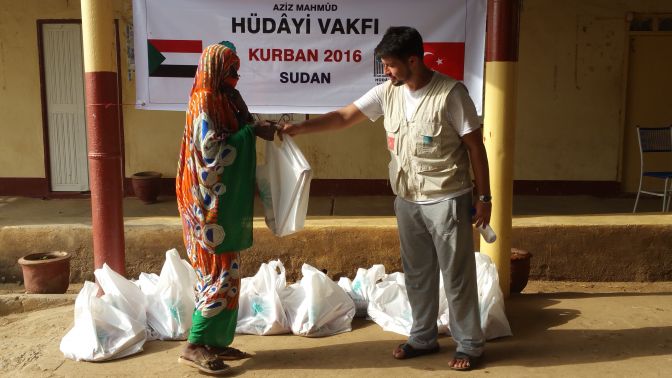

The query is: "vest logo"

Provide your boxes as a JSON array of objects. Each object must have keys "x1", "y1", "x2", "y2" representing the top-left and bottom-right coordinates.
[{"x1": 387, "y1": 134, "x2": 395, "y2": 151}]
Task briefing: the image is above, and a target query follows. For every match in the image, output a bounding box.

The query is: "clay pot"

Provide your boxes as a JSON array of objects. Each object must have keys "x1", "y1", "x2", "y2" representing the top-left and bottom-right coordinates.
[
  {"x1": 18, "y1": 251, "x2": 71, "y2": 294},
  {"x1": 131, "y1": 171, "x2": 162, "y2": 204},
  {"x1": 510, "y1": 248, "x2": 533, "y2": 293}
]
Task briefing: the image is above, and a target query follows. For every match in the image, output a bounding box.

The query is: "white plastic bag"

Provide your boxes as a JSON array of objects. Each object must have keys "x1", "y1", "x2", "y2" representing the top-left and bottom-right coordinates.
[
  {"x1": 256, "y1": 136, "x2": 312, "y2": 236},
  {"x1": 369, "y1": 254, "x2": 512, "y2": 340},
  {"x1": 236, "y1": 260, "x2": 291, "y2": 335},
  {"x1": 437, "y1": 253, "x2": 512, "y2": 339},
  {"x1": 338, "y1": 264, "x2": 385, "y2": 317},
  {"x1": 366, "y1": 272, "x2": 413, "y2": 336},
  {"x1": 135, "y1": 272, "x2": 159, "y2": 297},
  {"x1": 473, "y1": 252, "x2": 512, "y2": 339},
  {"x1": 145, "y1": 249, "x2": 197, "y2": 340},
  {"x1": 60, "y1": 281, "x2": 103, "y2": 361},
  {"x1": 284, "y1": 263, "x2": 356, "y2": 337},
  {"x1": 95, "y1": 264, "x2": 148, "y2": 328},
  {"x1": 60, "y1": 265, "x2": 148, "y2": 361}
]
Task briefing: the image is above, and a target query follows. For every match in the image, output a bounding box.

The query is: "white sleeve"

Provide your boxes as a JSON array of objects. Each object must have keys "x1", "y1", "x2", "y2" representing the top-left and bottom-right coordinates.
[
  {"x1": 446, "y1": 83, "x2": 481, "y2": 137},
  {"x1": 353, "y1": 83, "x2": 385, "y2": 122}
]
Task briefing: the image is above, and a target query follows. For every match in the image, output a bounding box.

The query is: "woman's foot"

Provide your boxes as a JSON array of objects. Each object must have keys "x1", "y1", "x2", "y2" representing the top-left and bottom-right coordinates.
[{"x1": 178, "y1": 343, "x2": 230, "y2": 375}]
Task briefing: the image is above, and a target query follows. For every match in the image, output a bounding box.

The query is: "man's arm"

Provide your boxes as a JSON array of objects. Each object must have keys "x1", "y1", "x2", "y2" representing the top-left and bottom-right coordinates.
[
  {"x1": 462, "y1": 128, "x2": 491, "y2": 227},
  {"x1": 279, "y1": 104, "x2": 368, "y2": 137}
]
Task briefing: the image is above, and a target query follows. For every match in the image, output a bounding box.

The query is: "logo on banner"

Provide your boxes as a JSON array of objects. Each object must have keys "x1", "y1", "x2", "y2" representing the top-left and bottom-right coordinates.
[
  {"x1": 373, "y1": 58, "x2": 387, "y2": 85},
  {"x1": 148, "y1": 39, "x2": 202, "y2": 78},
  {"x1": 372, "y1": 42, "x2": 465, "y2": 84}
]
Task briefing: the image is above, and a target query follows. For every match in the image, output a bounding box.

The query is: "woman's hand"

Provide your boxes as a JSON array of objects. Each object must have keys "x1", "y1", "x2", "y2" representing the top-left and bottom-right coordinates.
[{"x1": 253, "y1": 121, "x2": 278, "y2": 141}]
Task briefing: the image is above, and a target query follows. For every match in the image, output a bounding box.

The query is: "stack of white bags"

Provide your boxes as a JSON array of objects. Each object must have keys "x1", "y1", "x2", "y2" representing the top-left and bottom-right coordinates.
[
  {"x1": 237, "y1": 261, "x2": 356, "y2": 337},
  {"x1": 60, "y1": 251, "x2": 511, "y2": 361},
  {"x1": 60, "y1": 249, "x2": 197, "y2": 361}
]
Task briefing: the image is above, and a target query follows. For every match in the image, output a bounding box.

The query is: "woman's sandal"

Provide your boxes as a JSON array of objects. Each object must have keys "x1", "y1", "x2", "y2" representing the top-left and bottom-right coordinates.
[
  {"x1": 392, "y1": 343, "x2": 440, "y2": 360},
  {"x1": 449, "y1": 351, "x2": 482, "y2": 371},
  {"x1": 178, "y1": 348, "x2": 230, "y2": 375},
  {"x1": 206, "y1": 346, "x2": 253, "y2": 361}
]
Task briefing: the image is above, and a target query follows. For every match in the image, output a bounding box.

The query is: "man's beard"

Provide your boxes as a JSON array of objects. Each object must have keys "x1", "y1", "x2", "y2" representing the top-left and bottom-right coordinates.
[{"x1": 391, "y1": 79, "x2": 405, "y2": 87}]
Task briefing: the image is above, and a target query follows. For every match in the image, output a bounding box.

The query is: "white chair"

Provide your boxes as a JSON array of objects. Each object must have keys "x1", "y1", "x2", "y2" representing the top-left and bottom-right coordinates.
[{"x1": 633, "y1": 126, "x2": 672, "y2": 212}]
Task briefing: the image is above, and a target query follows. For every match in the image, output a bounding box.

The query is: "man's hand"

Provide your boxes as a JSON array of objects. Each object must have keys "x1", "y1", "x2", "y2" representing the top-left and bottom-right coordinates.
[
  {"x1": 472, "y1": 200, "x2": 491, "y2": 228},
  {"x1": 277, "y1": 122, "x2": 304, "y2": 140},
  {"x1": 253, "y1": 121, "x2": 278, "y2": 141},
  {"x1": 277, "y1": 104, "x2": 368, "y2": 140}
]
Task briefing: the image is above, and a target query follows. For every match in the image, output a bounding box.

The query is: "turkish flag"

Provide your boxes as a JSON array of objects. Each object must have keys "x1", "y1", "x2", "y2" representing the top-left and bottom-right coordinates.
[{"x1": 423, "y1": 42, "x2": 465, "y2": 80}]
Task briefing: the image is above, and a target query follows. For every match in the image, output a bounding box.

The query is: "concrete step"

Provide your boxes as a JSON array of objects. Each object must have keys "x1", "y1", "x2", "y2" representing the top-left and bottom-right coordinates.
[{"x1": 2, "y1": 215, "x2": 671, "y2": 284}]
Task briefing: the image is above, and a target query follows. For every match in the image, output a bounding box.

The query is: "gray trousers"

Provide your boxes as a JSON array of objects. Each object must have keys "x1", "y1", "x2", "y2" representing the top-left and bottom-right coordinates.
[{"x1": 394, "y1": 193, "x2": 485, "y2": 356}]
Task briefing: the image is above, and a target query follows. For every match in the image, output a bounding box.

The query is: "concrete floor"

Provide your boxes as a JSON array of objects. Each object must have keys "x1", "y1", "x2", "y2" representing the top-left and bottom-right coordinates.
[
  {"x1": 0, "y1": 193, "x2": 669, "y2": 226},
  {"x1": 1, "y1": 281, "x2": 671, "y2": 377},
  {"x1": 1, "y1": 196, "x2": 671, "y2": 376}
]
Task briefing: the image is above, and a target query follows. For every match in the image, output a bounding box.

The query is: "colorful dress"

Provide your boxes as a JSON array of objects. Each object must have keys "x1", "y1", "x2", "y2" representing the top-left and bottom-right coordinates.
[{"x1": 176, "y1": 44, "x2": 255, "y2": 348}]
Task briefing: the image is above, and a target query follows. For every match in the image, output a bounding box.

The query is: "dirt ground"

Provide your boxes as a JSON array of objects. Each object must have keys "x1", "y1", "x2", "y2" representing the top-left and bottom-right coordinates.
[{"x1": 1, "y1": 281, "x2": 671, "y2": 377}]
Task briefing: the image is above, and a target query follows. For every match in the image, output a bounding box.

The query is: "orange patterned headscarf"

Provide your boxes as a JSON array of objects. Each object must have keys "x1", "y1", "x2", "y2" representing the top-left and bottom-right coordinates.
[
  {"x1": 176, "y1": 43, "x2": 242, "y2": 226},
  {"x1": 188, "y1": 44, "x2": 241, "y2": 135}
]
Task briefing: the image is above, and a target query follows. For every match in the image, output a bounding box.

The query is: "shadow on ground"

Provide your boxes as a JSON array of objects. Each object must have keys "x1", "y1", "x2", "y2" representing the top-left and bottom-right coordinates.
[{"x1": 212, "y1": 291, "x2": 672, "y2": 374}]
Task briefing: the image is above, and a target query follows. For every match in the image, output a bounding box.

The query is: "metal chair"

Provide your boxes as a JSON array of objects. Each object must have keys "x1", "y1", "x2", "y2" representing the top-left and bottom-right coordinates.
[{"x1": 633, "y1": 126, "x2": 672, "y2": 212}]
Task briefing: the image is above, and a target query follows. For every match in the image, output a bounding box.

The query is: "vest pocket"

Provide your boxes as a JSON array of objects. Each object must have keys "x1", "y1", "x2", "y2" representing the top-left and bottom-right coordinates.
[
  {"x1": 415, "y1": 163, "x2": 456, "y2": 195},
  {"x1": 414, "y1": 121, "x2": 442, "y2": 158},
  {"x1": 383, "y1": 120, "x2": 401, "y2": 155}
]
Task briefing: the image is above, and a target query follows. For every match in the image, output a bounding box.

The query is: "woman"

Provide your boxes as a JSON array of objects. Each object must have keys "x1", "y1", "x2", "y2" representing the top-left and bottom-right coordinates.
[{"x1": 176, "y1": 43, "x2": 275, "y2": 374}]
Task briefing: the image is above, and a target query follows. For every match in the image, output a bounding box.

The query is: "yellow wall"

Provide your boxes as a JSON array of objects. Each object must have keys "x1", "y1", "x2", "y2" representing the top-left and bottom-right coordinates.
[
  {"x1": 2, "y1": 0, "x2": 671, "y2": 184},
  {"x1": 0, "y1": 1, "x2": 83, "y2": 177},
  {"x1": 116, "y1": 1, "x2": 185, "y2": 178},
  {"x1": 621, "y1": 35, "x2": 672, "y2": 192},
  {"x1": 291, "y1": 117, "x2": 389, "y2": 179},
  {"x1": 515, "y1": 0, "x2": 672, "y2": 181}
]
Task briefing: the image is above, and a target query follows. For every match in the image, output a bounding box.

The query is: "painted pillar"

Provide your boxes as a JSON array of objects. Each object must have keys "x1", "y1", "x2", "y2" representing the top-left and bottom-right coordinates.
[
  {"x1": 481, "y1": 0, "x2": 520, "y2": 297},
  {"x1": 81, "y1": 0, "x2": 125, "y2": 274}
]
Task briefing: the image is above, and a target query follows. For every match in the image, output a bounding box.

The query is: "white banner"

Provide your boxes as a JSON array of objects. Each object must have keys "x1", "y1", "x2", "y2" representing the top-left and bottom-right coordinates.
[{"x1": 133, "y1": 0, "x2": 486, "y2": 114}]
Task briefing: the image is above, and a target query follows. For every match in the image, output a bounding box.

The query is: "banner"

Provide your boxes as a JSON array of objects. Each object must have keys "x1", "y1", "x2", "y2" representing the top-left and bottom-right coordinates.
[{"x1": 133, "y1": 0, "x2": 486, "y2": 114}]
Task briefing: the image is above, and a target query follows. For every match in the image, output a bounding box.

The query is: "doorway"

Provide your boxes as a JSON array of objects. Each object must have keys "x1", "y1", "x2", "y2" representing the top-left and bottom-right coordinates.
[
  {"x1": 40, "y1": 23, "x2": 89, "y2": 192},
  {"x1": 621, "y1": 16, "x2": 672, "y2": 193}
]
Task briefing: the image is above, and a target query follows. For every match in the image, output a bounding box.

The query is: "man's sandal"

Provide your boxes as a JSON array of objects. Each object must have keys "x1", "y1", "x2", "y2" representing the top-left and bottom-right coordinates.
[
  {"x1": 449, "y1": 351, "x2": 482, "y2": 371},
  {"x1": 178, "y1": 353, "x2": 230, "y2": 375},
  {"x1": 392, "y1": 343, "x2": 440, "y2": 360},
  {"x1": 206, "y1": 346, "x2": 252, "y2": 361}
]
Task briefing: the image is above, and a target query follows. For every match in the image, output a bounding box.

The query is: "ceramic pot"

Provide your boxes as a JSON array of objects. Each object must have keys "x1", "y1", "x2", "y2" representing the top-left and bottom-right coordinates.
[
  {"x1": 131, "y1": 171, "x2": 162, "y2": 204},
  {"x1": 18, "y1": 251, "x2": 71, "y2": 294},
  {"x1": 510, "y1": 248, "x2": 532, "y2": 293}
]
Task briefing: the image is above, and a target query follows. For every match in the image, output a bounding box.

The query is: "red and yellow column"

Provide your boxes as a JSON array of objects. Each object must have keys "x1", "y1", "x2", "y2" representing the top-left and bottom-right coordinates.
[
  {"x1": 481, "y1": 0, "x2": 520, "y2": 297},
  {"x1": 81, "y1": 0, "x2": 125, "y2": 274}
]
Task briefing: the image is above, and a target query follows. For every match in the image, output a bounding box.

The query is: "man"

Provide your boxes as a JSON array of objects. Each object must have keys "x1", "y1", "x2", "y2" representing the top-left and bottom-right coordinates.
[{"x1": 280, "y1": 26, "x2": 490, "y2": 371}]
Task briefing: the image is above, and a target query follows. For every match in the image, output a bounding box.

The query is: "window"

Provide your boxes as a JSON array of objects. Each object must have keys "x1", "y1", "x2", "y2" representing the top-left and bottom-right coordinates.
[{"x1": 630, "y1": 14, "x2": 672, "y2": 33}]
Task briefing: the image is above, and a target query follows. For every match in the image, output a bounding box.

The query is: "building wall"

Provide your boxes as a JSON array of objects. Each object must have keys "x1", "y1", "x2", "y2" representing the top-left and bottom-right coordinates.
[
  {"x1": 1, "y1": 0, "x2": 671, "y2": 194},
  {"x1": 0, "y1": 0, "x2": 388, "y2": 187},
  {"x1": 515, "y1": 0, "x2": 671, "y2": 181},
  {"x1": 0, "y1": 1, "x2": 83, "y2": 178}
]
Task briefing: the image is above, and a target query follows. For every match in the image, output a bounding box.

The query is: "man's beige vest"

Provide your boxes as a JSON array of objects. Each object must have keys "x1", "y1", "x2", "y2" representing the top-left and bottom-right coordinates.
[{"x1": 382, "y1": 73, "x2": 472, "y2": 201}]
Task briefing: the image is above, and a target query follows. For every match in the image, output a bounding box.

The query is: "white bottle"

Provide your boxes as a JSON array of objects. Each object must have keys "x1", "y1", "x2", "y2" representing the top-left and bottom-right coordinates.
[{"x1": 477, "y1": 224, "x2": 497, "y2": 244}]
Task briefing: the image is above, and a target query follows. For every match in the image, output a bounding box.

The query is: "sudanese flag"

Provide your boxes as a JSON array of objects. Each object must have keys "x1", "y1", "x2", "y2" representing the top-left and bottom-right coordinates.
[{"x1": 148, "y1": 39, "x2": 202, "y2": 78}]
